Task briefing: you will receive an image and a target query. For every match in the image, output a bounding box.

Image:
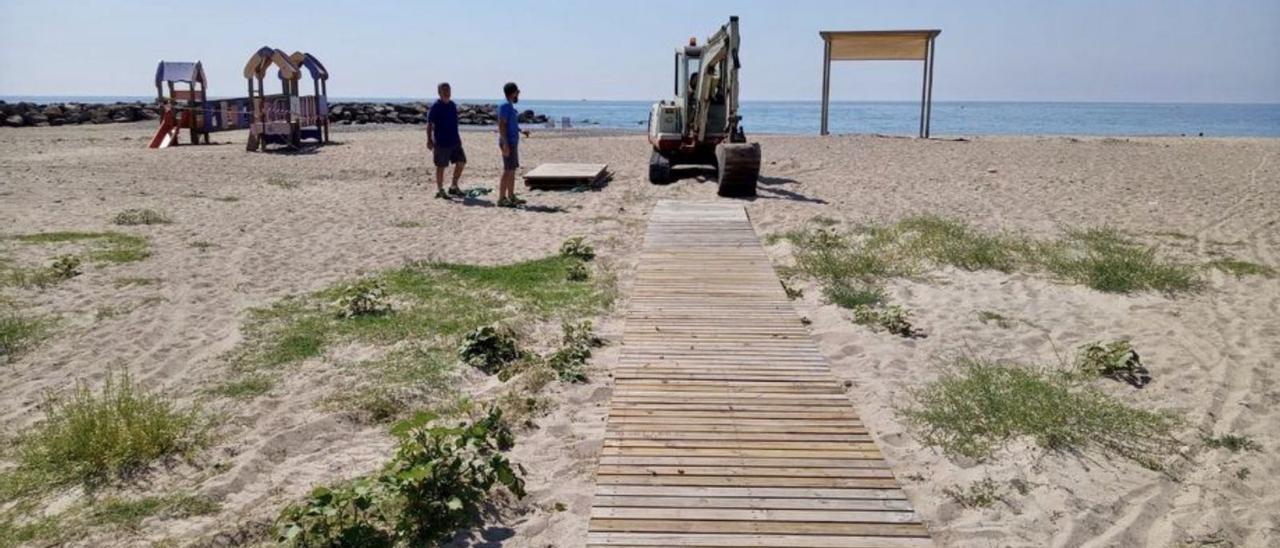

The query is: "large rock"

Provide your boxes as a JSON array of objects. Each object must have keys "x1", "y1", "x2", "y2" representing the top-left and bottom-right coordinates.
[{"x1": 4, "y1": 114, "x2": 24, "y2": 127}]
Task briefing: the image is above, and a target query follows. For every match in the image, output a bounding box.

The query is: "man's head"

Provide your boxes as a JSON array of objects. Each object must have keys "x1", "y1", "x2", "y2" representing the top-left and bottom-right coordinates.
[
  {"x1": 437, "y1": 82, "x2": 451, "y2": 102},
  {"x1": 503, "y1": 82, "x2": 520, "y2": 103}
]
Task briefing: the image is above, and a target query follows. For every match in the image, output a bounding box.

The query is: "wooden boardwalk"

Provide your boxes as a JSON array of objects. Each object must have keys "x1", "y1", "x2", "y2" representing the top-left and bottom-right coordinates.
[{"x1": 586, "y1": 201, "x2": 931, "y2": 547}]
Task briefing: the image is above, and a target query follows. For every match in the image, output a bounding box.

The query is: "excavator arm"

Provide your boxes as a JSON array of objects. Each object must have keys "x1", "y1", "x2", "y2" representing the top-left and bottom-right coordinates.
[{"x1": 692, "y1": 17, "x2": 742, "y2": 142}]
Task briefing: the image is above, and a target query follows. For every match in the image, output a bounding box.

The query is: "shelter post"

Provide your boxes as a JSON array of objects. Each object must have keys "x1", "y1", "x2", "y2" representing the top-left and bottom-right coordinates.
[
  {"x1": 925, "y1": 35, "x2": 936, "y2": 138},
  {"x1": 821, "y1": 38, "x2": 832, "y2": 136}
]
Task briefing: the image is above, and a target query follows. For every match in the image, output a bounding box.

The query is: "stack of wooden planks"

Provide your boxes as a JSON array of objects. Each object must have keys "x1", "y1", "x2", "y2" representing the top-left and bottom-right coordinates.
[
  {"x1": 586, "y1": 201, "x2": 932, "y2": 547},
  {"x1": 523, "y1": 163, "x2": 610, "y2": 190}
]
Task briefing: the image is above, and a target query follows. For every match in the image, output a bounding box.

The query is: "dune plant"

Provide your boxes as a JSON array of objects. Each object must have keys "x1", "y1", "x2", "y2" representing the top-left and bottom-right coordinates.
[
  {"x1": 275, "y1": 408, "x2": 524, "y2": 547},
  {"x1": 112, "y1": 208, "x2": 171, "y2": 226},
  {"x1": 559, "y1": 236, "x2": 595, "y2": 261},
  {"x1": 851, "y1": 304, "x2": 916, "y2": 337},
  {"x1": 458, "y1": 325, "x2": 520, "y2": 375},
  {"x1": 333, "y1": 279, "x2": 393, "y2": 318}
]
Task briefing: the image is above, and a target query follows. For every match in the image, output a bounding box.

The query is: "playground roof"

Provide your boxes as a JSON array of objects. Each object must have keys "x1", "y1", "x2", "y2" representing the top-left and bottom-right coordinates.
[
  {"x1": 819, "y1": 30, "x2": 940, "y2": 61},
  {"x1": 244, "y1": 46, "x2": 300, "y2": 80},
  {"x1": 288, "y1": 52, "x2": 329, "y2": 81},
  {"x1": 155, "y1": 61, "x2": 206, "y2": 87}
]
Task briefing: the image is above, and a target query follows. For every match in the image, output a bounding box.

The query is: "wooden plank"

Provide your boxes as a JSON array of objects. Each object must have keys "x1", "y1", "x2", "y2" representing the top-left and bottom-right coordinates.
[
  {"x1": 592, "y1": 507, "x2": 921, "y2": 523},
  {"x1": 588, "y1": 519, "x2": 929, "y2": 537},
  {"x1": 587, "y1": 532, "x2": 934, "y2": 547},
  {"x1": 592, "y1": 496, "x2": 915, "y2": 511},
  {"x1": 586, "y1": 201, "x2": 928, "y2": 546}
]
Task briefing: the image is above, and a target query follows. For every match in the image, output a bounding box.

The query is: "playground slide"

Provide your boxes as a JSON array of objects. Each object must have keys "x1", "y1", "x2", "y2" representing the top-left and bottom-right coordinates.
[{"x1": 148, "y1": 110, "x2": 177, "y2": 149}]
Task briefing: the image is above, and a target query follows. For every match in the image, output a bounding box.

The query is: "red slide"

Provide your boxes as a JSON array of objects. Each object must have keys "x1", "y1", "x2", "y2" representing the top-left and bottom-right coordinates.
[{"x1": 148, "y1": 109, "x2": 177, "y2": 149}]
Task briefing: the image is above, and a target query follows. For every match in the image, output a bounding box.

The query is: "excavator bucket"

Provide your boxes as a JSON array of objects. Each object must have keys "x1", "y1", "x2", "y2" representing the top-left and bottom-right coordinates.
[{"x1": 714, "y1": 142, "x2": 761, "y2": 197}]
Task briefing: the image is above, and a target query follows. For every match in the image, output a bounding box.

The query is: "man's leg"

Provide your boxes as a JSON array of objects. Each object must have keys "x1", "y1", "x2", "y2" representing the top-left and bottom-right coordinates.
[
  {"x1": 451, "y1": 162, "x2": 465, "y2": 189},
  {"x1": 435, "y1": 166, "x2": 446, "y2": 191},
  {"x1": 502, "y1": 170, "x2": 515, "y2": 200}
]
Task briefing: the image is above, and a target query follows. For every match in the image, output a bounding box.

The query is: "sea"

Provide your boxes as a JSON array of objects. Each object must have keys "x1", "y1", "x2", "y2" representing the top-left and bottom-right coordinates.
[{"x1": 5, "y1": 96, "x2": 1279, "y2": 137}]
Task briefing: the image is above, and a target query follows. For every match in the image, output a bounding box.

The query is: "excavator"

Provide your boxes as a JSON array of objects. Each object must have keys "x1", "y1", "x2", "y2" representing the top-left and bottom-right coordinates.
[{"x1": 647, "y1": 16, "x2": 761, "y2": 196}]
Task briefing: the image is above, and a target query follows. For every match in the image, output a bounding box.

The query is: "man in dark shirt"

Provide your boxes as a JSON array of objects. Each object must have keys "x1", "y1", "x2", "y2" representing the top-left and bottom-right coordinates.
[{"x1": 426, "y1": 82, "x2": 466, "y2": 199}]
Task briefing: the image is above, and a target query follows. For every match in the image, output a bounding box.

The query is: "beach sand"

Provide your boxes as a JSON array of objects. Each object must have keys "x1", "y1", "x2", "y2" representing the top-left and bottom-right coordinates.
[{"x1": 1, "y1": 122, "x2": 1277, "y2": 547}]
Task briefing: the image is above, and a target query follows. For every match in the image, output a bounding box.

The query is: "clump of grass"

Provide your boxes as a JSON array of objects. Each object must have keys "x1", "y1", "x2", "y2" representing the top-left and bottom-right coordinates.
[
  {"x1": 822, "y1": 280, "x2": 883, "y2": 309},
  {"x1": 265, "y1": 176, "x2": 300, "y2": 190},
  {"x1": 12, "y1": 232, "x2": 149, "y2": 266},
  {"x1": 112, "y1": 276, "x2": 160, "y2": 288},
  {"x1": 1041, "y1": 228, "x2": 1200, "y2": 294},
  {"x1": 890, "y1": 216, "x2": 1027, "y2": 273},
  {"x1": 1202, "y1": 434, "x2": 1260, "y2": 453},
  {"x1": 188, "y1": 241, "x2": 219, "y2": 252},
  {"x1": 89, "y1": 492, "x2": 220, "y2": 530},
  {"x1": 943, "y1": 478, "x2": 1002, "y2": 509},
  {"x1": 210, "y1": 374, "x2": 274, "y2": 399},
  {"x1": 14, "y1": 370, "x2": 209, "y2": 488},
  {"x1": 49, "y1": 255, "x2": 82, "y2": 280},
  {"x1": 902, "y1": 358, "x2": 1182, "y2": 470},
  {"x1": 112, "y1": 208, "x2": 171, "y2": 226},
  {"x1": 851, "y1": 304, "x2": 917, "y2": 337},
  {"x1": 977, "y1": 310, "x2": 1015, "y2": 329},
  {"x1": 787, "y1": 228, "x2": 903, "y2": 283},
  {"x1": 780, "y1": 217, "x2": 1201, "y2": 297},
  {"x1": 213, "y1": 195, "x2": 241, "y2": 203},
  {"x1": 95, "y1": 305, "x2": 122, "y2": 320},
  {"x1": 1, "y1": 309, "x2": 55, "y2": 365},
  {"x1": 391, "y1": 220, "x2": 424, "y2": 228},
  {"x1": 1205, "y1": 258, "x2": 1276, "y2": 278}
]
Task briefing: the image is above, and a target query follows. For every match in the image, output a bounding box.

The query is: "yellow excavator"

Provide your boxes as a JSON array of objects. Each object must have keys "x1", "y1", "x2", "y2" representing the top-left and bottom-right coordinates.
[{"x1": 647, "y1": 16, "x2": 761, "y2": 196}]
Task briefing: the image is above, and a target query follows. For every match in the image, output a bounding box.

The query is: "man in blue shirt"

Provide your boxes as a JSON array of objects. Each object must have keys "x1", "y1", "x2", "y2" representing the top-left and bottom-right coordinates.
[
  {"x1": 427, "y1": 82, "x2": 466, "y2": 199},
  {"x1": 496, "y1": 81, "x2": 529, "y2": 208}
]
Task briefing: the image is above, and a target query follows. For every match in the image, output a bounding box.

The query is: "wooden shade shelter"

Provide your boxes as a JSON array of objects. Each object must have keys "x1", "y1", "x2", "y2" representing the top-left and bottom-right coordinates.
[{"x1": 819, "y1": 30, "x2": 940, "y2": 137}]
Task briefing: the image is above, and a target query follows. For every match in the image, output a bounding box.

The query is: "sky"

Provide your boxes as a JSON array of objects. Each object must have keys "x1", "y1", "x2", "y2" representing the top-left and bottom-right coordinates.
[{"x1": 1, "y1": 0, "x2": 1278, "y2": 103}]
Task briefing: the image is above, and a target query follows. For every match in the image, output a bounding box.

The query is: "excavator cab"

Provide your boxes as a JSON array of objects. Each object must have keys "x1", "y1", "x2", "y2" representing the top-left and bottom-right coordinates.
[{"x1": 648, "y1": 16, "x2": 761, "y2": 196}]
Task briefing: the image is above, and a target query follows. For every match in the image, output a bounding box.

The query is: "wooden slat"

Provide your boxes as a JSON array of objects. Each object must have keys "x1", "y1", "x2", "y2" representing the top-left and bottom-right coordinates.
[{"x1": 586, "y1": 201, "x2": 929, "y2": 546}]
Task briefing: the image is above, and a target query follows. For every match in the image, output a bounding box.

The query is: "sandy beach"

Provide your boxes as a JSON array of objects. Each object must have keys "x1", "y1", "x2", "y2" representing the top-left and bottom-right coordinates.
[{"x1": 1, "y1": 122, "x2": 1277, "y2": 547}]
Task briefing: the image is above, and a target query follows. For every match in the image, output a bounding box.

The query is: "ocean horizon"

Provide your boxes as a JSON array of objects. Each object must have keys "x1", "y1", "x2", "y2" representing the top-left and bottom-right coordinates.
[{"x1": 4, "y1": 96, "x2": 1278, "y2": 137}]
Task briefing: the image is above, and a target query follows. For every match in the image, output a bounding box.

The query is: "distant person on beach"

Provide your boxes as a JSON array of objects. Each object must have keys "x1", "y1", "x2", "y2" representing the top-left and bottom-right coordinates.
[
  {"x1": 496, "y1": 81, "x2": 530, "y2": 208},
  {"x1": 426, "y1": 82, "x2": 465, "y2": 199}
]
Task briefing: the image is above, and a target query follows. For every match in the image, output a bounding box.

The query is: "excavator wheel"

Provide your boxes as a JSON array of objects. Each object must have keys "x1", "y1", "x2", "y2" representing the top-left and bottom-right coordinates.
[
  {"x1": 715, "y1": 142, "x2": 761, "y2": 197},
  {"x1": 648, "y1": 150, "x2": 672, "y2": 184}
]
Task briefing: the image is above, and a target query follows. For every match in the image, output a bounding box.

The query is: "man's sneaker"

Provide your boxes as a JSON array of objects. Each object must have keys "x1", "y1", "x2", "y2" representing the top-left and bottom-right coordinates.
[
  {"x1": 447, "y1": 186, "x2": 464, "y2": 197},
  {"x1": 435, "y1": 189, "x2": 449, "y2": 199},
  {"x1": 511, "y1": 195, "x2": 528, "y2": 205}
]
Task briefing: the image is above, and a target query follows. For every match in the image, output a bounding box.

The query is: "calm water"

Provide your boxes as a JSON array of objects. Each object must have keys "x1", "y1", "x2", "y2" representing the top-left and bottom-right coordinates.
[{"x1": 6, "y1": 96, "x2": 1278, "y2": 137}]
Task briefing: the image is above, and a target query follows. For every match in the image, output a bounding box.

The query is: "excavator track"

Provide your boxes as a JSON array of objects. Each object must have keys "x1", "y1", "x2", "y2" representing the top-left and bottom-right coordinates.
[{"x1": 714, "y1": 142, "x2": 761, "y2": 197}]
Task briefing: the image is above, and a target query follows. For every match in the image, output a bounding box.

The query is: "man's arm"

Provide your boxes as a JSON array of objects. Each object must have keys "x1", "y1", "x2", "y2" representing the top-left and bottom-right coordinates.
[
  {"x1": 498, "y1": 116, "x2": 510, "y2": 157},
  {"x1": 426, "y1": 121, "x2": 435, "y2": 150}
]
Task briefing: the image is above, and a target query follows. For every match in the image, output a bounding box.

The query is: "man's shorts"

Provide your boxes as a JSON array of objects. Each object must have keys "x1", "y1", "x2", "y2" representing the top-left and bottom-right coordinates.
[
  {"x1": 502, "y1": 142, "x2": 519, "y2": 171},
  {"x1": 432, "y1": 144, "x2": 466, "y2": 168}
]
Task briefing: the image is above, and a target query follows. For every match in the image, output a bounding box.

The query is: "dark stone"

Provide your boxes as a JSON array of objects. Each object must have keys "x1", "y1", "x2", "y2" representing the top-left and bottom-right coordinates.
[{"x1": 4, "y1": 114, "x2": 24, "y2": 127}]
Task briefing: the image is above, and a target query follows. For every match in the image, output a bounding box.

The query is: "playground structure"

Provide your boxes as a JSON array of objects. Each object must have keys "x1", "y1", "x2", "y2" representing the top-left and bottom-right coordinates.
[{"x1": 150, "y1": 47, "x2": 330, "y2": 151}]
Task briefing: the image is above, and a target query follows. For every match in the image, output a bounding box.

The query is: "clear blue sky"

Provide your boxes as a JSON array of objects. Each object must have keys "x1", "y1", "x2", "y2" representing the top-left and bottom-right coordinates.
[{"x1": 1, "y1": 0, "x2": 1277, "y2": 102}]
